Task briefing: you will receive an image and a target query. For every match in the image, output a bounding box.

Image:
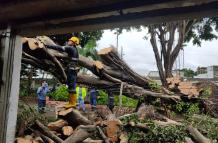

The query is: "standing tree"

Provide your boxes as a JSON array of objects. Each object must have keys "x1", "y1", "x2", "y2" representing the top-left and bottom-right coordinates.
[
  {"x1": 182, "y1": 68, "x2": 196, "y2": 78},
  {"x1": 146, "y1": 18, "x2": 218, "y2": 87}
]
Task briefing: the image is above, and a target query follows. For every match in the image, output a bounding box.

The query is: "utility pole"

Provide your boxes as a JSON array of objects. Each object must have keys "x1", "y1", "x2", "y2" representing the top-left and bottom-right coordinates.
[{"x1": 115, "y1": 30, "x2": 123, "y2": 106}]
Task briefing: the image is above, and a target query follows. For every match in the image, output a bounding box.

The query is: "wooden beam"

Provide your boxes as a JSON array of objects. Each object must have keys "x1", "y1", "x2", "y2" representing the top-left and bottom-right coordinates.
[
  {"x1": 18, "y1": 0, "x2": 218, "y2": 36},
  {"x1": 12, "y1": 0, "x2": 217, "y2": 26}
]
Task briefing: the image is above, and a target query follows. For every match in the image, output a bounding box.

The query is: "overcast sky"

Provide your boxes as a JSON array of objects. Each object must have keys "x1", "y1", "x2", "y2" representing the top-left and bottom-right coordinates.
[{"x1": 97, "y1": 29, "x2": 218, "y2": 76}]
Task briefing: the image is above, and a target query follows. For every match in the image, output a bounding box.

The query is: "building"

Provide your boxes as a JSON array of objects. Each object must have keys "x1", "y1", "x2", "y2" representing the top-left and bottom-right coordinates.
[
  {"x1": 194, "y1": 66, "x2": 218, "y2": 79},
  {"x1": 147, "y1": 70, "x2": 184, "y2": 80},
  {"x1": 196, "y1": 67, "x2": 207, "y2": 75}
]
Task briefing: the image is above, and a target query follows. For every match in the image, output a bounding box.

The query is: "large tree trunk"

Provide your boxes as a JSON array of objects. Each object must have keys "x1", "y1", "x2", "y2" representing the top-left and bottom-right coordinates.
[{"x1": 148, "y1": 20, "x2": 194, "y2": 87}]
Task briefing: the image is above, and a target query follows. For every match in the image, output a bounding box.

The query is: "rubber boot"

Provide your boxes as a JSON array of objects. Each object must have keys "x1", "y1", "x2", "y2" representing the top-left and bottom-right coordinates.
[{"x1": 65, "y1": 93, "x2": 77, "y2": 108}]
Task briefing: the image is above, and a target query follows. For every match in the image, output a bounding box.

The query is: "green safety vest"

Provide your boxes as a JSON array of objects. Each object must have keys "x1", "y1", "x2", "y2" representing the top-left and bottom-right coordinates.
[{"x1": 76, "y1": 87, "x2": 87, "y2": 99}]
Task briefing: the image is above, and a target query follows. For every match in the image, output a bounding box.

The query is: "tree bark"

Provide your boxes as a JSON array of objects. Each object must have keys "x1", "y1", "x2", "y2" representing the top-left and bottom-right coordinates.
[
  {"x1": 63, "y1": 125, "x2": 96, "y2": 143},
  {"x1": 47, "y1": 119, "x2": 68, "y2": 132},
  {"x1": 58, "y1": 108, "x2": 92, "y2": 127},
  {"x1": 187, "y1": 125, "x2": 213, "y2": 143}
]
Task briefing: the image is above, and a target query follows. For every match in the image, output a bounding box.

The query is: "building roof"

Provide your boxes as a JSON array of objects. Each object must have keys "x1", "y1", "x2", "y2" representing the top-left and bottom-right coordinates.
[{"x1": 0, "y1": 0, "x2": 218, "y2": 36}]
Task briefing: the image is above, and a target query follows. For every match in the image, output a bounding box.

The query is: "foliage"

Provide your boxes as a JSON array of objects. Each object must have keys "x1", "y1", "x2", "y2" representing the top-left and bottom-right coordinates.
[
  {"x1": 182, "y1": 68, "x2": 197, "y2": 78},
  {"x1": 19, "y1": 86, "x2": 30, "y2": 97},
  {"x1": 185, "y1": 18, "x2": 218, "y2": 46},
  {"x1": 122, "y1": 115, "x2": 187, "y2": 143},
  {"x1": 97, "y1": 90, "x2": 138, "y2": 107},
  {"x1": 186, "y1": 115, "x2": 218, "y2": 140},
  {"x1": 97, "y1": 90, "x2": 108, "y2": 105},
  {"x1": 78, "y1": 38, "x2": 100, "y2": 60},
  {"x1": 19, "y1": 80, "x2": 37, "y2": 97},
  {"x1": 148, "y1": 81, "x2": 161, "y2": 92},
  {"x1": 48, "y1": 85, "x2": 68, "y2": 101},
  {"x1": 48, "y1": 31, "x2": 103, "y2": 47},
  {"x1": 142, "y1": 124, "x2": 187, "y2": 143},
  {"x1": 173, "y1": 102, "x2": 200, "y2": 115},
  {"x1": 114, "y1": 95, "x2": 138, "y2": 108},
  {"x1": 124, "y1": 17, "x2": 218, "y2": 86},
  {"x1": 200, "y1": 86, "x2": 213, "y2": 98},
  {"x1": 16, "y1": 101, "x2": 50, "y2": 134}
]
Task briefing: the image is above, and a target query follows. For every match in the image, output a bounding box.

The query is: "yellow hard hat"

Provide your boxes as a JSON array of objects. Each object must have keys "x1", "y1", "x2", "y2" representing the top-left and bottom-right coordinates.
[{"x1": 69, "y1": 36, "x2": 80, "y2": 45}]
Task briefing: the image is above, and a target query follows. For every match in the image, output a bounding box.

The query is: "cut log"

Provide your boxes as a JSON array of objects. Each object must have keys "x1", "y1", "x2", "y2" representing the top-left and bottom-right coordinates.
[
  {"x1": 119, "y1": 133, "x2": 128, "y2": 143},
  {"x1": 187, "y1": 125, "x2": 213, "y2": 143},
  {"x1": 15, "y1": 138, "x2": 32, "y2": 143},
  {"x1": 62, "y1": 126, "x2": 74, "y2": 136},
  {"x1": 58, "y1": 108, "x2": 92, "y2": 127},
  {"x1": 34, "y1": 136, "x2": 44, "y2": 143},
  {"x1": 105, "y1": 120, "x2": 121, "y2": 142},
  {"x1": 62, "y1": 125, "x2": 96, "y2": 143},
  {"x1": 118, "y1": 113, "x2": 137, "y2": 120},
  {"x1": 47, "y1": 119, "x2": 68, "y2": 131},
  {"x1": 98, "y1": 47, "x2": 151, "y2": 87},
  {"x1": 30, "y1": 128, "x2": 55, "y2": 143},
  {"x1": 185, "y1": 137, "x2": 194, "y2": 143},
  {"x1": 35, "y1": 120, "x2": 63, "y2": 143},
  {"x1": 167, "y1": 76, "x2": 181, "y2": 87},
  {"x1": 82, "y1": 138, "x2": 103, "y2": 143},
  {"x1": 24, "y1": 135, "x2": 33, "y2": 141},
  {"x1": 154, "y1": 119, "x2": 181, "y2": 126},
  {"x1": 96, "y1": 126, "x2": 110, "y2": 143},
  {"x1": 167, "y1": 77, "x2": 200, "y2": 97}
]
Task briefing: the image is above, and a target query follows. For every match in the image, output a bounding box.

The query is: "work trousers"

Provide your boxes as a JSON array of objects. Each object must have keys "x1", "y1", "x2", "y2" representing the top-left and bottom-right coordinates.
[
  {"x1": 38, "y1": 99, "x2": 46, "y2": 112},
  {"x1": 77, "y1": 97, "x2": 86, "y2": 111},
  {"x1": 67, "y1": 68, "x2": 77, "y2": 93},
  {"x1": 90, "y1": 98, "x2": 97, "y2": 110}
]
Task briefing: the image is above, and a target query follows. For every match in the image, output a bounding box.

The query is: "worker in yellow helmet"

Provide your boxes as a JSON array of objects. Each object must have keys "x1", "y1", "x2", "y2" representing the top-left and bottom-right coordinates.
[{"x1": 45, "y1": 36, "x2": 80, "y2": 108}]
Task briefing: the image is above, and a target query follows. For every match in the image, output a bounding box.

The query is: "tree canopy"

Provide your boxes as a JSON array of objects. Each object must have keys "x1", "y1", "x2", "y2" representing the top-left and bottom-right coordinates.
[{"x1": 123, "y1": 17, "x2": 218, "y2": 86}]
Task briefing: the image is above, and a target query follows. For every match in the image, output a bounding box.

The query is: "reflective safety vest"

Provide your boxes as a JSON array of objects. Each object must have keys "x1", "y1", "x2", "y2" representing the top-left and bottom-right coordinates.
[{"x1": 76, "y1": 86, "x2": 87, "y2": 99}]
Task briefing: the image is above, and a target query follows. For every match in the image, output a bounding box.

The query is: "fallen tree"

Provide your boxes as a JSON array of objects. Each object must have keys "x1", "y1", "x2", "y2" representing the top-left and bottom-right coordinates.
[{"x1": 21, "y1": 36, "x2": 215, "y2": 113}]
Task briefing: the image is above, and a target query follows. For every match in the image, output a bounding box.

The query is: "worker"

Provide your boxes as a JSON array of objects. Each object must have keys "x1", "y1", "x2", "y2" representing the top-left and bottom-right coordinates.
[
  {"x1": 89, "y1": 87, "x2": 98, "y2": 111},
  {"x1": 45, "y1": 36, "x2": 80, "y2": 108},
  {"x1": 37, "y1": 81, "x2": 49, "y2": 113},
  {"x1": 76, "y1": 86, "x2": 87, "y2": 112},
  {"x1": 107, "y1": 90, "x2": 114, "y2": 113}
]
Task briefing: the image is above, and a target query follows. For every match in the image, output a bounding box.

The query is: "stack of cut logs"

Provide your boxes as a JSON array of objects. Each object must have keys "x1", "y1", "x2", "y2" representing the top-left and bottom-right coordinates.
[
  {"x1": 15, "y1": 104, "x2": 215, "y2": 143},
  {"x1": 167, "y1": 76, "x2": 199, "y2": 98},
  {"x1": 15, "y1": 106, "x2": 122, "y2": 143}
]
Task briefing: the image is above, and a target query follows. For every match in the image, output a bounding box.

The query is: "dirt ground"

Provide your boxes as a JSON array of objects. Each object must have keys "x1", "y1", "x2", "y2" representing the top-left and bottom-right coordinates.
[{"x1": 19, "y1": 96, "x2": 135, "y2": 119}]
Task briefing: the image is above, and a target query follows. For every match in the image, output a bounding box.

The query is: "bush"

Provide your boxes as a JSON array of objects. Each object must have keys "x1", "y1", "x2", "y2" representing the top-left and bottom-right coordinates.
[
  {"x1": 97, "y1": 90, "x2": 108, "y2": 105},
  {"x1": 173, "y1": 102, "x2": 200, "y2": 115},
  {"x1": 148, "y1": 81, "x2": 161, "y2": 92},
  {"x1": 114, "y1": 95, "x2": 138, "y2": 108},
  {"x1": 48, "y1": 85, "x2": 68, "y2": 101}
]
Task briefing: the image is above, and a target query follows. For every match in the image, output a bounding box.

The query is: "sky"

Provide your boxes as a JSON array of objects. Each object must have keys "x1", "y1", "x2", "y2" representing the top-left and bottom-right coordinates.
[{"x1": 97, "y1": 29, "x2": 218, "y2": 76}]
